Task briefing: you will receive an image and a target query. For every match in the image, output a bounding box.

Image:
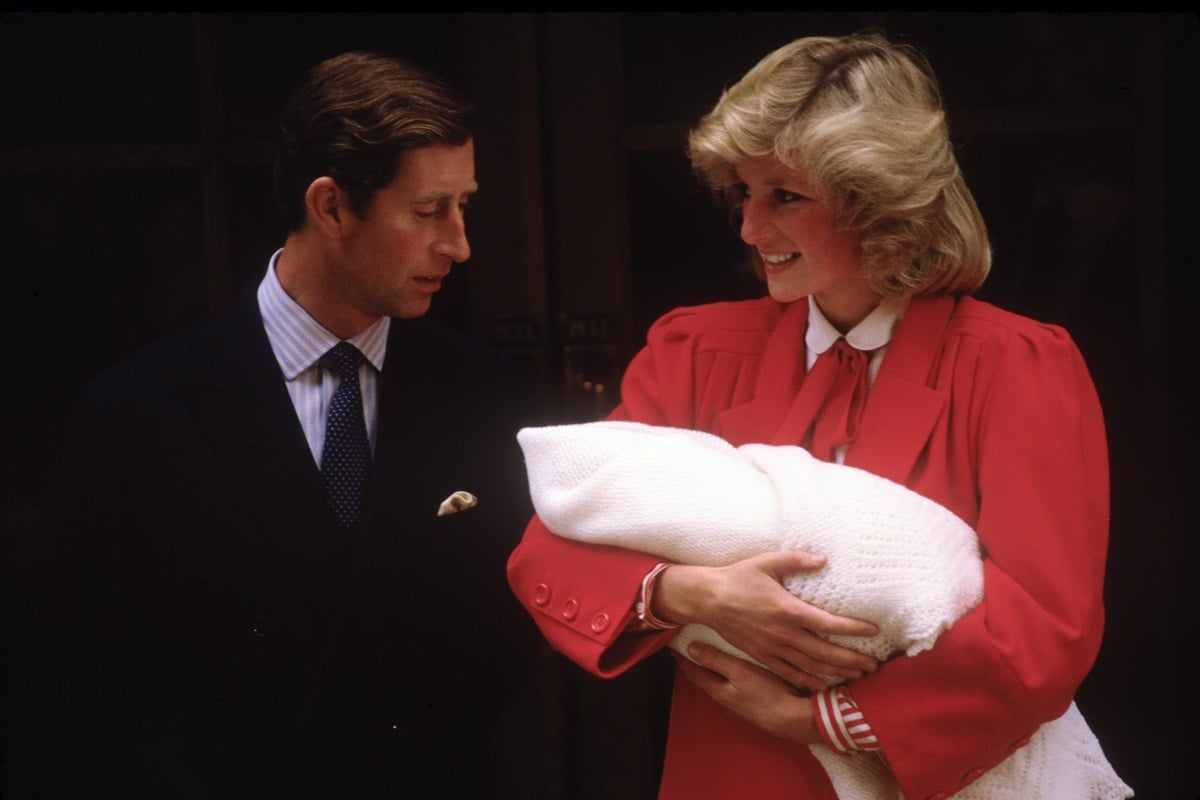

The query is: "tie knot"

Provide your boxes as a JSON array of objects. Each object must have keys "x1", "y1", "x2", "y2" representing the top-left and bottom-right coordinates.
[
  {"x1": 827, "y1": 337, "x2": 869, "y2": 368},
  {"x1": 325, "y1": 341, "x2": 362, "y2": 378}
]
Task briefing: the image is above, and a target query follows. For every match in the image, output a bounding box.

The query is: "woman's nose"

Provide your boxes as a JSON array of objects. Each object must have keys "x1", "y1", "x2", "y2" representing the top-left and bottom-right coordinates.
[{"x1": 739, "y1": 196, "x2": 771, "y2": 245}]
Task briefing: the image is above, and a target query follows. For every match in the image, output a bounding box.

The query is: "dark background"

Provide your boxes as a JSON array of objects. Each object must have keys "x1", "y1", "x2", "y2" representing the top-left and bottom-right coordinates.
[{"x1": 1, "y1": 11, "x2": 1195, "y2": 799}]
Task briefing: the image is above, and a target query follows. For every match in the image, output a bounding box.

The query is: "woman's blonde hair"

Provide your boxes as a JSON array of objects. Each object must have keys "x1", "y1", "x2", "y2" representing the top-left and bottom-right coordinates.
[{"x1": 688, "y1": 32, "x2": 991, "y2": 298}]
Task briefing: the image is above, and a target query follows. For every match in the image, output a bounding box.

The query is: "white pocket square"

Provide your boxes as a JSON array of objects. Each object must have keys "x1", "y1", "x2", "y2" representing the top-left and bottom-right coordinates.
[{"x1": 437, "y1": 490, "x2": 478, "y2": 517}]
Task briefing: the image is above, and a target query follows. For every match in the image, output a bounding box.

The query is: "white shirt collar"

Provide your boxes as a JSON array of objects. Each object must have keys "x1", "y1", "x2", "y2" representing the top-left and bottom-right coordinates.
[
  {"x1": 258, "y1": 249, "x2": 389, "y2": 379},
  {"x1": 805, "y1": 295, "x2": 908, "y2": 356}
]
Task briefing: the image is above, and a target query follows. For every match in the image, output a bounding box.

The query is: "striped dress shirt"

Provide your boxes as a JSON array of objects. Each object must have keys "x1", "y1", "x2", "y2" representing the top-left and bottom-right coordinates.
[{"x1": 256, "y1": 250, "x2": 390, "y2": 464}]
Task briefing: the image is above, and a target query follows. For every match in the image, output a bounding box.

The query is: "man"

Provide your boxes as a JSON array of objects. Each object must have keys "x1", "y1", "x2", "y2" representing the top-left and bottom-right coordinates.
[{"x1": 12, "y1": 51, "x2": 540, "y2": 798}]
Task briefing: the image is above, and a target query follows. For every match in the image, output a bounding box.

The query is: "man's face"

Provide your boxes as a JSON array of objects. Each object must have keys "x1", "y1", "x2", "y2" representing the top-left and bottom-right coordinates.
[{"x1": 335, "y1": 139, "x2": 477, "y2": 321}]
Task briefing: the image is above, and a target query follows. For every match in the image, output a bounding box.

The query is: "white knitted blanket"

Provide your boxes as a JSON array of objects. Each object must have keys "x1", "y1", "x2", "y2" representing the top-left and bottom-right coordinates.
[{"x1": 518, "y1": 421, "x2": 1133, "y2": 800}]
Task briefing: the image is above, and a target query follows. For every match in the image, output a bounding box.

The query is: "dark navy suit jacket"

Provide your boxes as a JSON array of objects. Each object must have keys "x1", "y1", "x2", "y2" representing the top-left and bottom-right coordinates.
[{"x1": 14, "y1": 289, "x2": 542, "y2": 798}]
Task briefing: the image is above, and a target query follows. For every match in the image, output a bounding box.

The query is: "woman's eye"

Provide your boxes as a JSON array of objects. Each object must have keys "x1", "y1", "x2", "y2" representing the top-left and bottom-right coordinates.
[
  {"x1": 723, "y1": 185, "x2": 748, "y2": 211},
  {"x1": 775, "y1": 189, "x2": 803, "y2": 203}
]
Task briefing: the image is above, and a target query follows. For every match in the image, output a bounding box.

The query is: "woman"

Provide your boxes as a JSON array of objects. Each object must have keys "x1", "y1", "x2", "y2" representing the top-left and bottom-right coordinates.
[{"x1": 508, "y1": 32, "x2": 1112, "y2": 800}]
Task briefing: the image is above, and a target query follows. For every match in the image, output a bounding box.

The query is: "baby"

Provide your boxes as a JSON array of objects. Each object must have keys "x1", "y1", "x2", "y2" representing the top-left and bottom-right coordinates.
[{"x1": 519, "y1": 420, "x2": 1132, "y2": 800}]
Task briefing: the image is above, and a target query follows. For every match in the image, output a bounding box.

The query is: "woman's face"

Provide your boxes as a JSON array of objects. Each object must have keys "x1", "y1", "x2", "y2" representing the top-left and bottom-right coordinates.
[{"x1": 734, "y1": 156, "x2": 877, "y2": 331}]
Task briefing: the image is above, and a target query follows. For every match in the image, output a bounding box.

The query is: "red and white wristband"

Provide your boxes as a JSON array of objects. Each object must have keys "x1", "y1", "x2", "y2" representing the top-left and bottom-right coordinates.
[
  {"x1": 635, "y1": 562, "x2": 680, "y2": 631},
  {"x1": 813, "y1": 686, "x2": 880, "y2": 753},
  {"x1": 637, "y1": 565, "x2": 876, "y2": 755}
]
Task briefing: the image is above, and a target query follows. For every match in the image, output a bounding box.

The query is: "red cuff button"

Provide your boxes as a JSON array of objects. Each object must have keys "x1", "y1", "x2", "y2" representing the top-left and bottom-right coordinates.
[{"x1": 562, "y1": 599, "x2": 579, "y2": 620}]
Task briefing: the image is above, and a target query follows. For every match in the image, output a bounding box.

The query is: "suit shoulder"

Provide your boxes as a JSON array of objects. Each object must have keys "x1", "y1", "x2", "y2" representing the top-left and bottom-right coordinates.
[
  {"x1": 394, "y1": 317, "x2": 527, "y2": 374},
  {"x1": 80, "y1": 293, "x2": 266, "y2": 422},
  {"x1": 388, "y1": 317, "x2": 538, "y2": 406},
  {"x1": 405, "y1": 316, "x2": 508, "y2": 360}
]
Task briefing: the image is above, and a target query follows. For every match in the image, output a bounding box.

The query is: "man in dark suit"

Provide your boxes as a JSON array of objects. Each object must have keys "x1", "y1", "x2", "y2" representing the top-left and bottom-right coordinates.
[{"x1": 10, "y1": 51, "x2": 541, "y2": 798}]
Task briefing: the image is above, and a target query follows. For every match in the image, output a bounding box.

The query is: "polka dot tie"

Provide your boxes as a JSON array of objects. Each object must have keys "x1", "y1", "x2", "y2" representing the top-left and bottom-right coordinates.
[{"x1": 320, "y1": 342, "x2": 371, "y2": 529}]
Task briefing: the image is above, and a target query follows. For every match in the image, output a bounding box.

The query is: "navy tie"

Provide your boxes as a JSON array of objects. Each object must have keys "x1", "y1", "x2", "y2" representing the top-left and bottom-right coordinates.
[{"x1": 320, "y1": 342, "x2": 371, "y2": 529}]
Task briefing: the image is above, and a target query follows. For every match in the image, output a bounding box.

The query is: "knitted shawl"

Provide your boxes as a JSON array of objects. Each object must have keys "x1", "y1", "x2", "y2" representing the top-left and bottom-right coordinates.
[{"x1": 518, "y1": 421, "x2": 1132, "y2": 800}]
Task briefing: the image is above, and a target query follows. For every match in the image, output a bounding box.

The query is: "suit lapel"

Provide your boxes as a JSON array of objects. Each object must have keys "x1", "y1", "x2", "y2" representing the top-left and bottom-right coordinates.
[{"x1": 181, "y1": 293, "x2": 338, "y2": 561}]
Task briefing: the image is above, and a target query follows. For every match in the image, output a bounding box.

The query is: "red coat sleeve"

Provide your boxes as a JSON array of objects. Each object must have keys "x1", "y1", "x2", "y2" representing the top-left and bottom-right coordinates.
[
  {"x1": 506, "y1": 305, "x2": 725, "y2": 676},
  {"x1": 851, "y1": 310, "x2": 1110, "y2": 800},
  {"x1": 506, "y1": 515, "x2": 669, "y2": 676}
]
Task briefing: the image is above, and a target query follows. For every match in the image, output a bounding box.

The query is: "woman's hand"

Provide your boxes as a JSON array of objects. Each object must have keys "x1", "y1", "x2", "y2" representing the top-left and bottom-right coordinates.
[
  {"x1": 675, "y1": 641, "x2": 824, "y2": 744},
  {"x1": 653, "y1": 549, "x2": 878, "y2": 691}
]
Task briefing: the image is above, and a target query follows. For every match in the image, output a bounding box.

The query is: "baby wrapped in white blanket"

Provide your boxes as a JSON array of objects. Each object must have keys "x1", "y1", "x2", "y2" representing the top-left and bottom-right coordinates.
[{"x1": 518, "y1": 420, "x2": 1132, "y2": 800}]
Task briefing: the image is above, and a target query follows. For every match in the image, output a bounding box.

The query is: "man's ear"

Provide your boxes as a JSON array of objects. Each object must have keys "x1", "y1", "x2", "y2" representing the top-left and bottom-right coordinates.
[{"x1": 304, "y1": 176, "x2": 349, "y2": 240}]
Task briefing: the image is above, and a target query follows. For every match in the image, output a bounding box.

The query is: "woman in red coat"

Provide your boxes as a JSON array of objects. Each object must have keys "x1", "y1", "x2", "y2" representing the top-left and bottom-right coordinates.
[{"x1": 508, "y1": 32, "x2": 1112, "y2": 800}]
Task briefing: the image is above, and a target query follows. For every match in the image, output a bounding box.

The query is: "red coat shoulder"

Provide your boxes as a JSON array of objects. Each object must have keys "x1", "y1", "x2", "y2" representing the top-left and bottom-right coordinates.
[
  {"x1": 645, "y1": 297, "x2": 785, "y2": 353},
  {"x1": 946, "y1": 296, "x2": 1078, "y2": 350}
]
